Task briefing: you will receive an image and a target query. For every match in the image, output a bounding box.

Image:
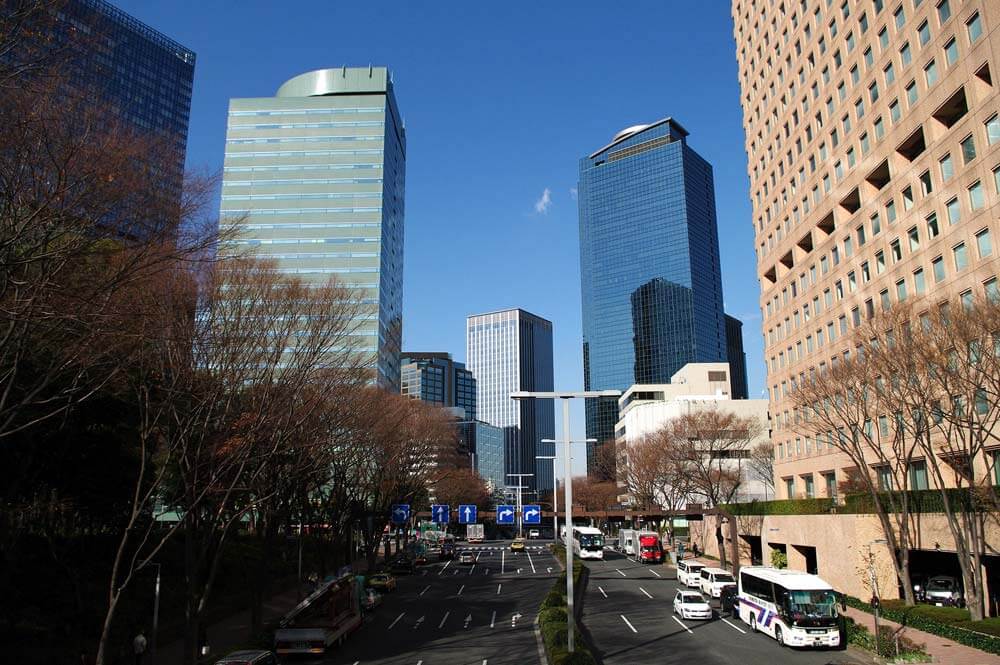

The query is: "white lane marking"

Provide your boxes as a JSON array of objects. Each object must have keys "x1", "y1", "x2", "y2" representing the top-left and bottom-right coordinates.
[
  {"x1": 417, "y1": 661, "x2": 422, "y2": 665},
  {"x1": 413, "y1": 615, "x2": 425, "y2": 630},
  {"x1": 490, "y1": 610, "x2": 496, "y2": 628},
  {"x1": 464, "y1": 613, "x2": 472, "y2": 629},
  {"x1": 621, "y1": 614, "x2": 639, "y2": 633},
  {"x1": 651, "y1": 569, "x2": 661, "y2": 578},
  {"x1": 598, "y1": 586, "x2": 608, "y2": 598},
  {"x1": 352, "y1": 662, "x2": 359, "y2": 665},
  {"x1": 616, "y1": 568, "x2": 627, "y2": 577},
  {"x1": 511, "y1": 612, "x2": 522, "y2": 627},
  {"x1": 497, "y1": 583, "x2": 502, "y2": 595},
  {"x1": 470, "y1": 564, "x2": 477, "y2": 576},
  {"x1": 639, "y1": 587, "x2": 653, "y2": 599},
  {"x1": 517, "y1": 568, "x2": 522, "y2": 574},
  {"x1": 453, "y1": 569, "x2": 460, "y2": 576},
  {"x1": 482, "y1": 661, "x2": 487, "y2": 665},
  {"x1": 547, "y1": 567, "x2": 552, "y2": 573},
  {"x1": 457, "y1": 584, "x2": 465, "y2": 597},
  {"x1": 388, "y1": 612, "x2": 405, "y2": 629},
  {"x1": 722, "y1": 617, "x2": 747, "y2": 634},
  {"x1": 419, "y1": 585, "x2": 430, "y2": 597},
  {"x1": 483, "y1": 567, "x2": 489, "y2": 575},
  {"x1": 527, "y1": 552, "x2": 536, "y2": 573},
  {"x1": 672, "y1": 616, "x2": 693, "y2": 634},
  {"x1": 476, "y1": 551, "x2": 483, "y2": 561},
  {"x1": 439, "y1": 560, "x2": 451, "y2": 575},
  {"x1": 421, "y1": 570, "x2": 427, "y2": 576},
  {"x1": 501, "y1": 550, "x2": 505, "y2": 575},
  {"x1": 438, "y1": 611, "x2": 450, "y2": 629}
]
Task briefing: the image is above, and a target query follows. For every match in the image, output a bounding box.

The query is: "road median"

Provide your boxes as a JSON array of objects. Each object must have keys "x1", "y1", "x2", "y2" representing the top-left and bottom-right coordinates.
[{"x1": 538, "y1": 543, "x2": 597, "y2": 665}]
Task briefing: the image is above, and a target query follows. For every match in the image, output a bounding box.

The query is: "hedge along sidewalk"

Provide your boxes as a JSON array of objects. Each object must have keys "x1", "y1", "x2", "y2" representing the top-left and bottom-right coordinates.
[{"x1": 842, "y1": 606, "x2": 1000, "y2": 665}]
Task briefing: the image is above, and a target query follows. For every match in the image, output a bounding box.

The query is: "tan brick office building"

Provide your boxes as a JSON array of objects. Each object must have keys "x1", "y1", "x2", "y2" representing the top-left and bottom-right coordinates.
[{"x1": 728, "y1": 0, "x2": 1000, "y2": 607}]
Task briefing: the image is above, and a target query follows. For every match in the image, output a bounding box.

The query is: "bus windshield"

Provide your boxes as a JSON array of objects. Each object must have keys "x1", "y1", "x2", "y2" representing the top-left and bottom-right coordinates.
[
  {"x1": 579, "y1": 534, "x2": 603, "y2": 549},
  {"x1": 786, "y1": 590, "x2": 839, "y2": 619}
]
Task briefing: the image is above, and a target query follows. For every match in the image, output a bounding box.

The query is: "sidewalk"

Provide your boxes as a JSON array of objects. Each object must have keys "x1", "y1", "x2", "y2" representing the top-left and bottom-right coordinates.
[{"x1": 843, "y1": 606, "x2": 1000, "y2": 665}]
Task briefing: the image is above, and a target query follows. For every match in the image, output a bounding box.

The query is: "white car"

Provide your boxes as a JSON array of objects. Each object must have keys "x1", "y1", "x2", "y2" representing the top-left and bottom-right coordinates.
[
  {"x1": 699, "y1": 567, "x2": 737, "y2": 598},
  {"x1": 674, "y1": 590, "x2": 713, "y2": 620},
  {"x1": 528, "y1": 529, "x2": 540, "y2": 539},
  {"x1": 676, "y1": 560, "x2": 706, "y2": 588}
]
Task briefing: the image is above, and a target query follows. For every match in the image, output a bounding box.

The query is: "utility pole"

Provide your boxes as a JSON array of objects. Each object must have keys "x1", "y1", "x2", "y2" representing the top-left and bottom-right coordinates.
[{"x1": 507, "y1": 473, "x2": 533, "y2": 538}]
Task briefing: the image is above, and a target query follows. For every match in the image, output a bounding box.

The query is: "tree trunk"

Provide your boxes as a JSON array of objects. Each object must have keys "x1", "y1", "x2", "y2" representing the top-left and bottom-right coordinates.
[{"x1": 94, "y1": 595, "x2": 119, "y2": 665}]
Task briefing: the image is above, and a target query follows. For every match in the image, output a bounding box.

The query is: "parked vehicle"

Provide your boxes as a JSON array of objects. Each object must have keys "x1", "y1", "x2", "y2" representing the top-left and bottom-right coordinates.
[
  {"x1": 619, "y1": 528, "x2": 638, "y2": 557},
  {"x1": 699, "y1": 567, "x2": 737, "y2": 598},
  {"x1": 924, "y1": 575, "x2": 964, "y2": 607},
  {"x1": 413, "y1": 552, "x2": 429, "y2": 566},
  {"x1": 439, "y1": 543, "x2": 455, "y2": 560},
  {"x1": 674, "y1": 590, "x2": 713, "y2": 620},
  {"x1": 275, "y1": 574, "x2": 362, "y2": 655},
  {"x1": 510, "y1": 538, "x2": 526, "y2": 552},
  {"x1": 467, "y1": 523, "x2": 485, "y2": 543},
  {"x1": 910, "y1": 574, "x2": 928, "y2": 602},
  {"x1": 635, "y1": 531, "x2": 663, "y2": 564},
  {"x1": 737, "y1": 567, "x2": 841, "y2": 648},
  {"x1": 719, "y1": 583, "x2": 738, "y2": 615},
  {"x1": 366, "y1": 573, "x2": 396, "y2": 592},
  {"x1": 390, "y1": 557, "x2": 414, "y2": 574},
  {"x1": 528, "y1": 528, "x2": 540, "y2": 539},
  {"x1": 216, "y1": 650, "x2": 278, "y2": 665},
  {"x1": 676, "y1": 560, "x2": 706, "y2": 588},
  {"x1": 459, "y1": 551, "x2": 476, "y2": 564}
]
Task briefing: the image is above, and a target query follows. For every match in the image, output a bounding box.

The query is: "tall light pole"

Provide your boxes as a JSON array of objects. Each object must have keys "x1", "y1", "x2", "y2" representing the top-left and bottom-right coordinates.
[
  {"x1": 507, "y1": 473, "x2": 534, "y2": 538},
  {"x1": 511, "y1": 390, "x2": 620, "y2": 654},
  {"x1": 539, "y1": 437, "x2": 596, "y2": 542}
]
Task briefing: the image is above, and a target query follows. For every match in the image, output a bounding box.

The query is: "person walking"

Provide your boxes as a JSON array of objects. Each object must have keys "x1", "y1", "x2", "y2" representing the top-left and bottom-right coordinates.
[{"x1": 132, "y1": 629, "x2": 147, "y2": 665}]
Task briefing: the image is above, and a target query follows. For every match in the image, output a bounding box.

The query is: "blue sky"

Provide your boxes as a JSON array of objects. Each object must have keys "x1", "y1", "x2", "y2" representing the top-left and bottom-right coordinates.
[{"x1": 119, "y1": 0, "x2": 761, "y2": 477}]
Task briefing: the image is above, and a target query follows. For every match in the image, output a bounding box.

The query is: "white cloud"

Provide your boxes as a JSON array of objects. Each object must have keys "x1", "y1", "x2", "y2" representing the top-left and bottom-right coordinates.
[
  {"x1": 569, "y1": 187, "x2": 578, "y2": 200},
  {"x1": 534, "y1": 187, "x2": 552, "y2": 214}
]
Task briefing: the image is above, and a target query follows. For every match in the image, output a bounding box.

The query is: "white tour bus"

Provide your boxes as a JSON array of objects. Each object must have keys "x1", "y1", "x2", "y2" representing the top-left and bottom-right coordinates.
[
  {"x1": 737, "y1": 567, "x2": 841, "y2": 648},
  {"x1": 571, "y1": 526, "x2": 605, "y2": 560}
]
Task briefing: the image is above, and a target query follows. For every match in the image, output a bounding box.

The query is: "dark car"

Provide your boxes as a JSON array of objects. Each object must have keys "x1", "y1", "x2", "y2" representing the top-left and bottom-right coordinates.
[
  {"x1": 215, "y1": 650, "x2": 278, "y2": 665},
  {"x1": 719, "y1": 583, "x2": 738, "y2": 615},
  {"x1": 390, "y1": 556, "x2": 415, "y2": 574},
  {"x1": 439, "y1": 543, "x2": 455, "y2": 560}
]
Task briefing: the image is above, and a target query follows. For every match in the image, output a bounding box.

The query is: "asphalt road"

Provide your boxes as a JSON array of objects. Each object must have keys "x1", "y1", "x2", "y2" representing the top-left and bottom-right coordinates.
[
  {"x1": 581, "y1": 550, "x2": 868, "y2": 665},
  {"x1": 318, "y1": 539, "x2": 557, "y2": 665}
]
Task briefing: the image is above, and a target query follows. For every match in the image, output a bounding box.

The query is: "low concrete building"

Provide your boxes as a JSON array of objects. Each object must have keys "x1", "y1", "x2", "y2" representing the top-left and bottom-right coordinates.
[{"x1": 615, "y1": 362, "x2": 772, "y2": 505}]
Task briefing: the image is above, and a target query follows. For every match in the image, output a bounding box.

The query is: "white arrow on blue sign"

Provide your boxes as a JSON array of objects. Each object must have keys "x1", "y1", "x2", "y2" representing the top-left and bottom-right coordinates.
[
  {"x1": 458, "y1": 504, "x2": 477, "y2": 524},
  {"x1": 391, "y1": 504, "x2": 410, "y2": 524},
  {"x1": 431, "y1": 504, "x2": 450, "y2": 524},
  {"x1": 522, "y1": 505, "x2": 542, "y2": 524},
  {"x1": 496, "y1": 505, "x2": 515, "y2": 524}
]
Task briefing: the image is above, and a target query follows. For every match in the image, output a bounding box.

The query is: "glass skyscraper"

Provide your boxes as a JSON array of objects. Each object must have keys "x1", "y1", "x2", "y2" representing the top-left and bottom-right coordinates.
[
  {"x1": 578, "y1": 118, "x2": 736, "y2": 470},
  {"x1": 457, "y1": 420, "x2": 505, "y2": 497},
  {"x1": 401, "y1": 352, "x2": 476, "y2": 420},
  {"x1": 466, "y1": 309, "x2": 555, "y2": 494},
  {"x1": 24, "y1": 0, "x2": 195, "y2": 206},
  {"x1": 220, "y1": 67, "x2": 405, "y2": 389}
]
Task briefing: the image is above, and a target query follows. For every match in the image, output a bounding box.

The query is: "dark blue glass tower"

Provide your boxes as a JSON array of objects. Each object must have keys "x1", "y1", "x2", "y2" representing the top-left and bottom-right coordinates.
[{"x1": 578, "y1": 118, "x2": 729, "y2": 471}]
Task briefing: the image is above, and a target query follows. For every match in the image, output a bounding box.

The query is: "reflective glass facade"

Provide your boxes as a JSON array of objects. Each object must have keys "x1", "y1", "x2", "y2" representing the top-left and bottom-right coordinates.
[
  {"x1": 724, "y1": 314, "x2": 749, "y2": 400},
  {"x1": 578, "y1": 119, "x2": 729, "y2": 468},
  {"x1": 32, "y1": 0, "x2": 195, "y2": 205},
  {"x1": 458, "y1": 420, "x2": 505, "y2": 495},
  {"x1": 466, "y1": 309, "x2": 555, "y2": 494},
  {"x1": 400, "y1": 352, "x2": 476, "y2": 420},
  {"x1": 220, "y1": 68, "x2": 405, "y2": 389}
]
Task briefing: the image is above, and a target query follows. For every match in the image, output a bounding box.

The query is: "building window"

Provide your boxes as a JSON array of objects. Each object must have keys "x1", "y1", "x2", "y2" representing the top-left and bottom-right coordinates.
[
  {"x1": 886, "y1": 200, "x2": 897, "y2": 224},
  {"x1": 878, "y1": 466, "x2": 893, "y2": 490},
  {"x1": 969, "y1": 181, "x2": 984, "y2": 211},
  {"x1": 909, "y1": 461, "x2": 929, "y2": 491},
  {"x1": 896, "y1": 279, "x2": 908, "y2": 302},
  {"x1": 947, "y1": 197, "x2": 961, "y2": 224},
  {"x1": 894, "y1": 6, "x2": 905, "y2": 30},
  {"x1": 890, "y1": 99, "x2": 901, "y2": 123},
  {"x1": 861, "y1": 131, "x2": 871, "y2": 153},
  {"x1": 937, "y1": 0, "x2": 951, "y2": 24},
  {"x1": 954, "y1": 242, "x2": 969, "y2": 270},
  {"x1": 944, "y1": 37, "x2": 959, "y2": 65},
  {"x1": 977, "y1": 228, "x2": 992, "y2": 258},
  {"x1": 918, "y1": 21, "x2": 931, "y2": 46},
  {"x1": 967, "y1": 13, "x2": 982, "y2": 43},
  {"x1": 961, "y1": 134, "x2": 977, "y2": 163},
  {"x1": 987, "y1": 278, "x2": 1000, "y2": 303},
  {"x1": 914, "y1": 267, "x2": 926, "y2": 294},
  {"x1": 905, "y1": 82, "x2": 918, "y2": 106},
  {"x1": 940, "y1": 153, "x2": 954, "y2": 181},
  {"x1": 933, "y1": 255, "x2": 946, "y2": 282},
  {"x1": 891, "y1": 238, "x2": 902, "y2": 262},
  {"x1": 920, "y1": 170, "x2": 933, "y2": 195},
  {"x1": 876, "y1": 250, "x2": 886, "y2": 274},
  {"x1": 925, "y1": 59, "x2": 939, "y2": 86},
  {"x1": 927, "y1": 212, "x2": 940, "y2": 238},
  {"x1": 900, "y1": 41, "x2": 912, "y2": 66},
  {"x1": 908, "y1": 226, "x2": 920, "y2": 251},
  {"x1": 803, "y1": 474, "x2": 815, "y2": 498},
  {"x1": 987, "y1": 115, "x2": 1000, "y2": 146},
  {"x1": 881, "y1": 289, "x2": 891, "y2": 310},
  {"x1": 785, "y1": 477, "x2": 795, "y2": 499}
]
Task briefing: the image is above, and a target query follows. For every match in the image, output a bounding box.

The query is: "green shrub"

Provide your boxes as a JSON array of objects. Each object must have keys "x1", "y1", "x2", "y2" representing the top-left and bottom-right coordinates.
[
  {"x1": 541, "y1": 589, "x2": 565, "y2": 609},
  {"x1": 770, "y1": 549, "x2": 788, "y2": 569},
  {"x1": 956, "y1": 618, "x2": 1000, "y2": 638},
  {"x1": 720, "y1": 498, "x2": 835, "y2": 515},
  {"x1": 538, "y1": 552, "x2": 596, "y2": 665}
]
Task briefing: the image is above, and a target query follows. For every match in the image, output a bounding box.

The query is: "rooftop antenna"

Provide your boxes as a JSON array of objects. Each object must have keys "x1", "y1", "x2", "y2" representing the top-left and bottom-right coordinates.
[
  {"x1": 341, "y1": 65, "x2": 346, "y2": 77},
  {"x1": 369, "y1": 63, "x2": 373, "y2": 77}
]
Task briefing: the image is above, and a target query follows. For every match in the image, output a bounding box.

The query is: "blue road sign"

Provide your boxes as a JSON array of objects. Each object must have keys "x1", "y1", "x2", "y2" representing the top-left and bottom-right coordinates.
[
  {"x1": 523, "y1": 505, "x2": 542, "y2": 524},
  {"x1": 496, "y1": 505, "x2": 515, "y2": 524},
  {"x1": 458, "y1": 504, "x2": 477, "y2": 524},
  {"x1": 391, "y1": 504, "x2": 410, "y2": 524},
  {"x1": 431, "y1": 504, "x2": 450, "y2": 524}
]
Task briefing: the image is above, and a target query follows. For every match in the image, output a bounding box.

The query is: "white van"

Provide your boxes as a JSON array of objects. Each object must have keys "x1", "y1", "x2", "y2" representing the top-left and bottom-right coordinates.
[
  {"x1": 699, "y1": 567, "x2": 737, "y2": 597},
  {"x1": 676, "y1": 560, "x2": 706, "y2": 588}
]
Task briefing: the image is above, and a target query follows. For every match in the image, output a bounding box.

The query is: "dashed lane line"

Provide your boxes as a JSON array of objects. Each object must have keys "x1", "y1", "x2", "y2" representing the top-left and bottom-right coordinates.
[
  {"x1": 527, "y1": 552, "x2": 536, "y2": 573},
  {"x1": 501, "y1": 550, "x2": 506, "y2": 575},
  {"x1": 616, "y1": 569, "x2": 627, "y2": 577},
  {"x1": 439, "y1": 560, "x2": 451, "y2": 576},
  {"x1": 650, "y1": 569, "x2": 661, "y2": 578},
  {"x1": 419, "y1": 585, "x2": 430, "y2": 597},
  {"x1": 722, "y1": 617, "x2": 748, "y2": 634},
  {"x1": 497, "y1": 583, "x2": 502, "y2": 595},
  {"x1": 672, "y1": 616, "x2": 693, "y2": 634},
  {"x1": 388, "y1": 612, "x2": 405, "y2": 630},
  {"x1": 490, "y1": 610, "x2": 496, "y2": 628},
  {"x1": 438, "y1": 611, "x2": 450, "y2": 629},
  {"x1": 639, "y1": 587, "x2": 653, "y2": 599},
  {"x1": 598, "y1": 586, "x2": 608, "y2": 598},
  {"x1": 470, "y1": 564, "x2": 477, "y2": 576},
  {"x1": 621, "y1": 615, "x2": 638, "y2": 633},
  {"x1": 457, "y1": 584, "x2": 465, "y2": 597}
]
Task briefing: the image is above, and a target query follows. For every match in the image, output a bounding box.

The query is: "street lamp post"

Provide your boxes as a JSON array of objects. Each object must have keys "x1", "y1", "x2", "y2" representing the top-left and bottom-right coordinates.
[
  {"x1": 540, "y1": 437, "x2": 596, "y2": 543},
  {"x1": 507, "y1": 473, "x2": 534, "y2": 538},
  {"x1": 150, "y1": 563, "x2": 161, "y2": 663},
  {"x1": 511, "y1": 390, "x2": 620, "y2": 654}
]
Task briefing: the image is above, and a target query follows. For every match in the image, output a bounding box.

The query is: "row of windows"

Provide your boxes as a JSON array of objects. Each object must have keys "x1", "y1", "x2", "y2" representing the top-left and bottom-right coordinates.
[
  {"x1": 238, "y1": 222, "x2": 381, "y2": 230},
  {"x1": 224, "y1": 207, "x2": 383, "y2": 215},
  {"x1": 225, "y1": 149, "x2": 383, "y2": 159},
  {"x1": 226, "y1": 135, "x2": 383, "y2": 145},
  {"x1": 228, "y1": 120, "x2": 384, "y2": 130},
  {"x1": 234, "y1": 237, "x2": 378, "y2": 245},
  {"x1": 229, "y1": 107, "x2": 383, "y2": 116},
  {"x1": 224, "y1": 178, "x2": 382, "y2": 186},
  {"x1": 224, "y1": 164, "x2": 381, "y2": 173},
  {"x1": 222, "y1": 192, "x2": 380, "y2": 201}
]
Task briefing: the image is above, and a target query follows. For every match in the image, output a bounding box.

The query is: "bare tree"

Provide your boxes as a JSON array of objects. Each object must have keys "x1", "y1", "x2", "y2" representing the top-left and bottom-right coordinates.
[{"x1": 748, "y1": 441, "x2": 776, "y2": 499}]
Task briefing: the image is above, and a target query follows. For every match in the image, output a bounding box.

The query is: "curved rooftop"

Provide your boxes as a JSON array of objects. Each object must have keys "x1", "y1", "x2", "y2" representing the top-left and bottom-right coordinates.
[
  {"x1": 276, "y1": 66, "x2": 389, "y2": 98},
  {"x1": 588, "y1": 117, "x2": 689, "y2": 159},
  {"x1": 612, "y1": 124, "x2": 650, "y2": 142}
]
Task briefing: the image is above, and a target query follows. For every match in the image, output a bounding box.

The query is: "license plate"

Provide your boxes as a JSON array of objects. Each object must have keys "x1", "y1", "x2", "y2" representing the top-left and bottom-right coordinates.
[
  {"x1": 935, "y1": 602, "x2": 944, "y2": 607},
  {"x1": 293, "y1": 642, "x2": 308, "y2": 649},
  {"x1": 808, "y1": 629, "x2": 825, "y2": 634}
]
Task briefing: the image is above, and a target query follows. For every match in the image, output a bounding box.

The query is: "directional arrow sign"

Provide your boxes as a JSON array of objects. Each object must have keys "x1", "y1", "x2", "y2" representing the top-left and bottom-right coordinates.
[
  {"x1": 496, "y1": 505, "x2": 515, "y2": 524},
  {"x1": 522, "y1": 505, "x2": 541, "y2": 524},
  {"x1": 431, "y1": 504, "x2": 450, "y2": 524},
  {"x1": 458, "y1": 504, "x2": 477, "y2": 524},
  {"x1": 391, "y1": 504, "x2": 410, "y2": 524}
]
